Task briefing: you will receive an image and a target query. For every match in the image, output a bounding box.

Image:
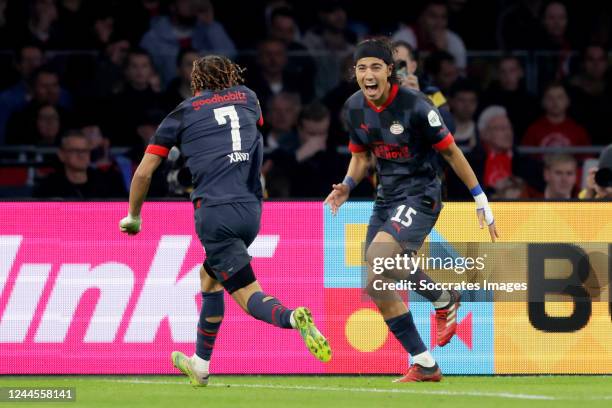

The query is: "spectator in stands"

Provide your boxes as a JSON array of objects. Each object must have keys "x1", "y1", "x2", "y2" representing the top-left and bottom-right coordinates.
[
  {"x1": 474, "y1": 106, "x2": 516, "y2": 190},
  {"x1": 130, "y1": 109, "x2": 165, "y2": 162},
  {"x1": 446, "y1": 106, "x2": 542, "y2": 199},
  {"x1": 424, "y1": 50, "x2": 459, "y2": 96},
  {"x1": 539, "y1": 154, "x2": 578, "y2": 199},
  {"x1": 30, "y1": 104, "x2": 62, "y2": 146},
  {"x1": 14, "y1": 0, "x2": 61, "y2": 49},
  {"x1": 56, "y1": 0, "x2": 94, "y2": 49},
  {"x1": 0, "y1": 44, "x2": 46, "y2": 143},
  {"x1": 579, "y1": 144, "x2": 612, "y2": 199},
  {"x1": 263, "y1": 0, "x2": 291, "y2": 26},
  {"x1": 127, "y1": 109, "x2": 169, "y2": 197},
  {"x1": 88, "y1": 7, "x2": 124, "y2": 51},
  {"x1": 264, "y1": 92, "x2": 300, "y2": 150},
  {"x1": 268, "y1": 6, "x2": 316, "y2": 88},
  {"x1": 539, "y1": 1, "x2": 571, "y2": 51},
  {"x1": 264, "y1": 102, "x2": 346, "y2": 197},
  {"x1": 483, "y1": 56, "x2": 539, "y2": 137},
  {"x1": 522, "y1": 82, "x2": 591, "y2": 149},
  {"x1": 33, "y1": 130, "x2": 127, "y2": 198},
  {"x1": 106, "y1": 49, "x2": 164, "y2": 146},
  {"x1": 82, "y1": 123, "x2": 132, "y2": 193},
  {"x1": 140, "y1": 0, "x2": 236, "y2": 85},
  {"x1": 536, "y1": 1, "x2": 572, "y2": 83},
  {"x1": 6, "y1": 67, "x2": 72, "y2": 145},
  {"x1": 393, "y1": 0, "x2": 467, "y2": 70},
  {"x1": 497, "y1": 0, "x2": 544, "y2": 50},
  {"x1": 164, "y1": 48, "x2": 199, "y2": 109},
  {"x1": 117, "y1": 0, "x2": 162, "y2": 46},
  {"x1": 247, "y1": 37, "x2": 313, "y2": 114},
  {"x1": 569, "y1": 44, "x2": 612, "y2": 146},
  {"x1": 392, "y1": 41, "x2": 455, "y2": 133},
  {"x1": 490, "y1": 176, "x2": 532, "y2": 199},
  {"x1": 92, "y1": 38, "x2": 131, "y2": 98},
  {"x1": 392, "y1": 41, "x2": 419, "y2": 91},
  {"x1": 302, "y1": 1, "x2": 355, "y2": 97},
  {"x1": 323, "y1": 53, "x2": 359, "y2": 148},
  {"x1": 448, "y1": 80, "x2": 478, "y2": 149}
]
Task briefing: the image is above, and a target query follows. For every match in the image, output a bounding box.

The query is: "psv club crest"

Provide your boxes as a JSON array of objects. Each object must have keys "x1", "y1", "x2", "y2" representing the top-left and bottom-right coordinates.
[{"x1": 389, "y1": 121, "x2": 404, "y2": 135}]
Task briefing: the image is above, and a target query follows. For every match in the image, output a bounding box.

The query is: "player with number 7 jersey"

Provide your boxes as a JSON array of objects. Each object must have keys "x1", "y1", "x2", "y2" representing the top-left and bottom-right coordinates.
[{"x1": 118, "y1": 55, "x2": 331, "y2": 386}]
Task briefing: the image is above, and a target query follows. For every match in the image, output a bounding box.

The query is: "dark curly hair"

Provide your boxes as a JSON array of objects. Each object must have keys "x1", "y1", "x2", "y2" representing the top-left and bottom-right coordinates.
[{"x1": 191, "y1": 55, "x2": 245, "y2": 94}]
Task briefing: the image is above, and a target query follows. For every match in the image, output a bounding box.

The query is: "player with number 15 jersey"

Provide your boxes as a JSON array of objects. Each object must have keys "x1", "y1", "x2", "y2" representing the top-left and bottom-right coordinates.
[
  {"x1": 118, "y1": 55, "x2": 331, "y2": 386},
  {"x1": 325, "y1": 38, "x2": 499, "y2": 382}
]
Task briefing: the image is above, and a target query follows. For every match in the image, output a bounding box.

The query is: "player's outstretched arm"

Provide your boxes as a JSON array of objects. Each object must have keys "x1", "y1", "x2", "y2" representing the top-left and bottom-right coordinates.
[
  {"x1": 439, "y1": 143, "x2": 499, "y2": 242},
  {"x1": 324, "y1": 151, "x2": 370, "y2": 216},
  {"x1": 119, "y1": 153, "x2": 163, "y2": 235}
]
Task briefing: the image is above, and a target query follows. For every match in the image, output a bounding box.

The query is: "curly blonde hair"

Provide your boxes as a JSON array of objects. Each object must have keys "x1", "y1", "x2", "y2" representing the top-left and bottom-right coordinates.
[{"x1": 191, "y1": 55, "x2": 245, "y2": 94}]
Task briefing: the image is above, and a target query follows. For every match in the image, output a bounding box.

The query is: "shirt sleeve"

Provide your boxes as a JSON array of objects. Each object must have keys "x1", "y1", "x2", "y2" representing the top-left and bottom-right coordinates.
[
  {"x1": 412, "y1": 95, "x2": 454, "y2": 151},
  {"x1": 145, "y1": 105, "x2": 184, "y2": 158},
  {"x1": 343, "y1": 104, "x2": 369, "y2": 153}
]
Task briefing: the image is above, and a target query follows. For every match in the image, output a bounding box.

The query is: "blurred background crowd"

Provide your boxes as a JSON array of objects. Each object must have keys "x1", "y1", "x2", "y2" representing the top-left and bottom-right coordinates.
[{"x1": 0, "y1": 0, "x2": 610, "y2": 200}]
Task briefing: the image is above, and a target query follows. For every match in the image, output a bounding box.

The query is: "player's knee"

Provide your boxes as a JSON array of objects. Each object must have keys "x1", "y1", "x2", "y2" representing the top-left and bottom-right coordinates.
[
  {"x1": 365, "y1": 242, "x2": 397, "y2": 268},
  {"x1": 365, "y1": 244, "x2": 380, "y2": 268},
  {"x1": 221, "y1": 263, "x2": 257, "y2": 294},
  {"x1": 201, "y1": 260, "x2": 217, "y2": 283}
]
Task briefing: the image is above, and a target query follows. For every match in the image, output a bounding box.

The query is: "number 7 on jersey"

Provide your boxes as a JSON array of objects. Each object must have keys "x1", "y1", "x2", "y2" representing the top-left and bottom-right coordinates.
[{"x1": 214, "y1": 105, "x2": 241, "y2": 151}]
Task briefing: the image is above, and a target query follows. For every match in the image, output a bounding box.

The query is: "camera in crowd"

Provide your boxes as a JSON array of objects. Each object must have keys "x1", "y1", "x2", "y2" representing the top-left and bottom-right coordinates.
[
  {"x1": 594, "y1": 167, "x2": 611, "y2": 188},
  {"x1": 595, "y1": 145, "x2": 612, "y2": 188}
]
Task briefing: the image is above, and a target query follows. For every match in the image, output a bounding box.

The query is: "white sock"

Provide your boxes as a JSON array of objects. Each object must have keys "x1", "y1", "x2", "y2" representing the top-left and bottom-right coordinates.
[
  {"x1": 433, "y1": 291, "x2": 451, "y2": 309},
  {"x1": 191, "y1": 354, "x2": 210, "y2": 373},
  {"x1": 289, "y1": 311, "x2": 297, "y2": 329},
  {"x1": 412, "y1": 351, "x2": 436, "y2": 368}
]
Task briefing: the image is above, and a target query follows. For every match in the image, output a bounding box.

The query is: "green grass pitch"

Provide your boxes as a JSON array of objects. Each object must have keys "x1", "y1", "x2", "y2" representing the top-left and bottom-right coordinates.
[{"x1": 1, "y1": 375, "x2": 611, "y2": 408}]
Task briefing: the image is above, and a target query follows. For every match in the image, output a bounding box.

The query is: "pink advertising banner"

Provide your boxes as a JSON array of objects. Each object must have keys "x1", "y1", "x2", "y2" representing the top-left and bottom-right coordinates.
[{"x1": 0, "y1": 202, "x2": 325, "y2": 374}]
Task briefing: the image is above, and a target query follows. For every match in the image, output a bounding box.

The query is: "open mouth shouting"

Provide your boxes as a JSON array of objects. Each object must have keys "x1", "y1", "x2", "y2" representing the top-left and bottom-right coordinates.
[{"x1": 363, "y1": 82, "x2": 380, "y2": 99}]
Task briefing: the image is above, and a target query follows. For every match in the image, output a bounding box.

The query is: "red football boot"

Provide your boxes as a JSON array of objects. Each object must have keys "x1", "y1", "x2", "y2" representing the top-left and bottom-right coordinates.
[
  {"x1": 393, "y1": 363, "x2": 442, "y2": 383},
  {"x1": 435, "y1": 290, "x2": 461, "y2": 347}
]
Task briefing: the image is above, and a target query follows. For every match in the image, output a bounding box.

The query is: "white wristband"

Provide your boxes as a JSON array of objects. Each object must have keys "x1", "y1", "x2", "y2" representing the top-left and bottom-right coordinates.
[
  {"x1": 474, "y1": 192, "x2": 488, "y2": 209},
  {"x1": 474, "y1": 193, "x2": 494, "y2": 226}
]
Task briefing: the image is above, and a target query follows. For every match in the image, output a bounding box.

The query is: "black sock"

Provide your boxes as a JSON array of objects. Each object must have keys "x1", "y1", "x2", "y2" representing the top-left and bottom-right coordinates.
[{"x1": 385, "y1": 312, "x2": 427, "y2": 355}]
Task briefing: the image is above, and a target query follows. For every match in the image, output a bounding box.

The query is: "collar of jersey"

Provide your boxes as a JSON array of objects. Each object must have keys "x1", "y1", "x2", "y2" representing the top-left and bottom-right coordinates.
[{"x1": 365, "y1": 83, "x2": 399, "y2": 113}]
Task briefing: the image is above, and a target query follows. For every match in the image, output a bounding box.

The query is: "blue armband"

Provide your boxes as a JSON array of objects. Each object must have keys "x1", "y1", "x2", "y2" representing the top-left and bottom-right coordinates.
[
  {"x1": 343, "y1": 176, "x2": 357, "y2": 191},
  {"x1": 470, "y1": 184, "x2": 484, "y2": 197}
]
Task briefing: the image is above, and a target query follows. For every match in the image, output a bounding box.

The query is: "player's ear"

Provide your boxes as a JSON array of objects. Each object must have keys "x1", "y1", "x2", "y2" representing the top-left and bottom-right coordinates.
[{"x1": 387, "y1": 63, "x2": 393, "y2": 78}]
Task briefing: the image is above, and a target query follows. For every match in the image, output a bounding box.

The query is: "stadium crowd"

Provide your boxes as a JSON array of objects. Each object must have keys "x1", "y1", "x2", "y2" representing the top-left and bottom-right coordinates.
[{"x1": 0, "y1": 0, "x2": 610, "y2": 199}]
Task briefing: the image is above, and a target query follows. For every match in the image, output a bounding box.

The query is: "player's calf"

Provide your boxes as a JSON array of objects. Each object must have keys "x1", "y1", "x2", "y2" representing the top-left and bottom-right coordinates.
[
  {"x1": 246, "y1": 291, "x2": 294, "y2": 328},
  {"x1": 196, "y1": 289, "x2": 224, "y2": 360}
]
